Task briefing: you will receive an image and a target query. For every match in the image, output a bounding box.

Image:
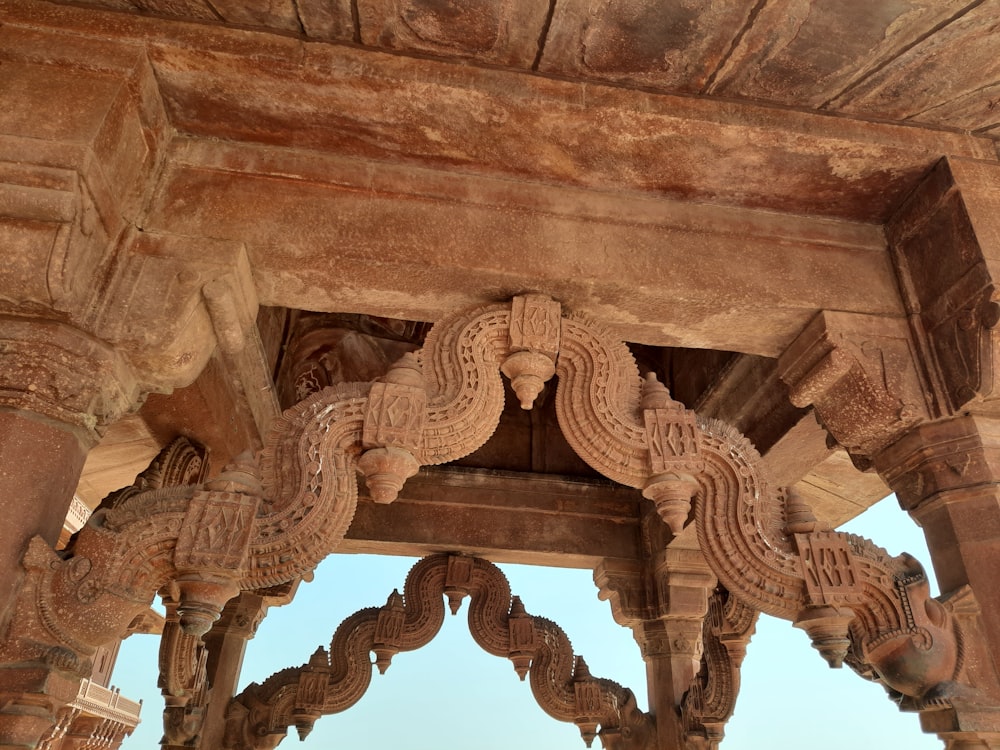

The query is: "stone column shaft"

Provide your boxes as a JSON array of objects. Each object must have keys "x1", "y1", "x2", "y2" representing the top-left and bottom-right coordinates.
[
  {"x1": 878, "y1": 415, "x2": 1000, "y2": 671},
  {"x1": 0, "y1": 413, "x2": 88, "y2": 627}
]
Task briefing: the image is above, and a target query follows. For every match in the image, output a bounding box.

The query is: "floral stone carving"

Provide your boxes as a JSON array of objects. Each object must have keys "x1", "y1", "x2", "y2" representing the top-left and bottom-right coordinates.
[{"x1": 224, "y1": 554, "x2": 654, "y2": 750}]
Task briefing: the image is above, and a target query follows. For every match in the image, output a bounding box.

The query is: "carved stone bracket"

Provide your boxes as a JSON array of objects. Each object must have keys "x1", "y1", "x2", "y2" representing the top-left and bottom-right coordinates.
[
  {"x1": 777, "y1": 310, "x2": 934, "y2": 463},
  {"x1": 2, "y1": 294, "x2": 987, "y2": 748},
  {"x1": 681, "y1": 587, "x2": 758, "y2": 750},
  {"x1": 0, "y1": 317, "x2": 141, "y2": 444},
  {"x1": 258, "y1": 295, "x2": 975, "y2": 709},
  {"x1": 224, "y1": 554, "x2": 654, "y2": 750}
]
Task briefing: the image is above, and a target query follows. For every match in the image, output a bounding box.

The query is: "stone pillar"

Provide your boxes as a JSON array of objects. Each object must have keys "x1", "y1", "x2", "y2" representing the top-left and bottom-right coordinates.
[
  {"x1": 0, "y1": 318, "x2": 139, "y2": 628},
  {"x1": 0, "y1": 412, "x2": 87, "y2": 625},
  {"x1": 0, "y1": 317, "x2": 142, "y2": 750},
  {"x1": 877, "y1": 417, "x2": 1000, "y2": 662},
  {"x1": 778, "y1": 157, "x2": 1000, "y2": 745},
  {"x1": 868, "y1": 417, "x2": 1000, "y2": 746},
  {"x1": 197, "y1": 592, "x2": 270, "y2": 750},
  {"x1": 596, "y1": 523, "x2": 718, "y2": 750}
]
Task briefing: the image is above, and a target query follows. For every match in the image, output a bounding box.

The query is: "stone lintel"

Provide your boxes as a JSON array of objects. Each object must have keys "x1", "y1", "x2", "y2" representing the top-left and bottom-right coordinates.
[
  {"x1": 0, "y1": 3, "x2": 994, "y2": 238},
  {"x1": 4, "y1": 1, "x2": 994, "y2": 222},
  {"x1": 341, "y1": 467, "x2": 641, "y2": 568},
  {"x1": 149, "y1": 137, "x2": 894, "y2": 357}
]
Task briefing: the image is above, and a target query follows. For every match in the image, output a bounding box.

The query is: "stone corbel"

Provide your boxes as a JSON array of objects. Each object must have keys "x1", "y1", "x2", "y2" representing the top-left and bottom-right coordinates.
[
  {"x1": 225, "y1": 554, "x2": 654, "y2": 750},
  {"x1": 777, "y1": 310, "x2": 934, "y2": 465},
  {"x1": 0, "y1": 317, "x2": 141, "y2": 444}
]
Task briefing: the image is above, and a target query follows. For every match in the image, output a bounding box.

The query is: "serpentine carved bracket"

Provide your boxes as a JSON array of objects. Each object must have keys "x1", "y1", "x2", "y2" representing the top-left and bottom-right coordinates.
[
  {"x1": 2, "y1": 294, "x2": 986, "y2": 749},
  {"x1": 681, "y1": 587, "x2": 758, "y2": 750},
  {"x1": 224, "y1": 554, "x2": 654, "y2": 750},
  {"x1": 258, "y1": 294, "x2": 977, "y2": 706}
]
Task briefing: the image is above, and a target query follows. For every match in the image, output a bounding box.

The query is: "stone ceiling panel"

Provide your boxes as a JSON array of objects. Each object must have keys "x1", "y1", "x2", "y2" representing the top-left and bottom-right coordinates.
[
  {"x1": 706, "y1": 0, "x2": 974, "y2": 106},
  {"x1": 539, "y1": 0, "x2": 757, "y2": 91},
  {"x1": 26, "y1": 0, "x2": 1000, "y2": 143},
  {"x1": 356, "y1": 0, "x2": 548, "y2": 67},
  {"x1": 834, "y1": 1, "x2": 1000, "y2": 134}
]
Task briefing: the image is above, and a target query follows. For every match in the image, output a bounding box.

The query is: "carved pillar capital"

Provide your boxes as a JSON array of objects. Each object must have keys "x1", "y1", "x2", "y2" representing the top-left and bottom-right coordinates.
[
  {"x1": 874, "y1": 415, "x2": 1000, "y2": 514},
  {"x1": 0, "y1": 316, "x2": 141, "y2": 444},
  {"x1": 777, "y1": 310, "x2": 933, "y2": 463}
]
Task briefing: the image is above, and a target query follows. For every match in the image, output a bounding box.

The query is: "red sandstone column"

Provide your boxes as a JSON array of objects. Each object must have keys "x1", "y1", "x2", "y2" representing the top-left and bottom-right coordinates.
[
  {"x1": 0, "y1": 318, "x2": 139, "y2": 750},
  {"x1": 196, "y1": 593, "x2": 270, "y2": 750},
  {"x1": 877, "y1": 417, "x2": 1000, "y2": 667},
  {"x1": 596, "y1": 528, "x2": 720, "y2": 750},
  {"x1": 876, "y1": 416, "x2": 1000, "y2": 745},
  {"x1": 0, "y1": 413, "x2": 88, "y2": 626},
  {"x1": 636, "y1": 619, "x2": 702, "y2": 749}
]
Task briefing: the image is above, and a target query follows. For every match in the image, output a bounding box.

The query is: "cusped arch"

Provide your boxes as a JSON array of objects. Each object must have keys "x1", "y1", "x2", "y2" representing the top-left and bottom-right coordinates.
[{"x1": 224, "y1": 554, "x2": 654, "y2": 750}]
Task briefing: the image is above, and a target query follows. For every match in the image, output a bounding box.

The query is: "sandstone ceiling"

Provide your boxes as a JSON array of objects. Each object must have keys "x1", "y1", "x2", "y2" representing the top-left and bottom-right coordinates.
[
  {"x1": 10, "y1": 0, "x2": 999, "y2": 538},
  {"x1": 48, "y1": 0, "x2": 1000, "y2": 141}
]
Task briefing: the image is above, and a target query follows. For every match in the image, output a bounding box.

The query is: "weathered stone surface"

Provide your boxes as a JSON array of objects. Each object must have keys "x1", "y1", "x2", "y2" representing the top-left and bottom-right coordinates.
[
  {"x1": 356, "y1": 0, "x2": 548, "y2": 67},
  {"x1": 540, "y1": 0, "x2": 756, "y2": 90},
  {"x1": 836, "y1": 2, "x2": 1000, "y2": 133},
  {"x1": 1, "y1": 1, "x2": 1000, "y2": 747},
  {"x1": 344, "y1": 467, "x2": 641, "y2": 568},
  {"x1": 15, "y1": 0, "x2": 999, "y2": 141},
  {"x1": 709, "y1": 1, "x2": 973, "y2": 107},
  {"x1": 145, "y1": 138, "x2": 897, "y2": 356},
  {"x1": 0, "y1": 413, "x2": 87, "y2": 627}
]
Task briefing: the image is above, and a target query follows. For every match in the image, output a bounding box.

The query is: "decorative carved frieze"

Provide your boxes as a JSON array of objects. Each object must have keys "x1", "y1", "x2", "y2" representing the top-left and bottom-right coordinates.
[
  {"x1": 887, "y1": 158, "x2": 1000, "y2": 415},
  {"x1": 224, "y1": 554, "x2": 654, "y2": 750}
]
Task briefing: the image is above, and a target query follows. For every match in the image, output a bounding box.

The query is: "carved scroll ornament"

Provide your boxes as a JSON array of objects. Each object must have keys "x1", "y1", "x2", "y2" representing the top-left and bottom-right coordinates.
[
  {"x1": 549, "y1": 306, "x2": 966, "y2": 704},
  {"x1": 258, "y1": 295, "x2": 969, "y2": 704},
  {"x1": 225, "y1": 554, "x2": 653, "y2": 750},
  {"x1": 1, "y1": 295, "x2": 977, "y2": 748},
  {"x1": 681, "y1": 587, "x2": 758, "y2": 749}
]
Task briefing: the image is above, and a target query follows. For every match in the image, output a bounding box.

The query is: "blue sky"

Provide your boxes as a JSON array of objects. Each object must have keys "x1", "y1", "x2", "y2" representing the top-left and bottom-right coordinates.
[{"x1": 113, "y1": 495, "x2": 942, "y2": 749}]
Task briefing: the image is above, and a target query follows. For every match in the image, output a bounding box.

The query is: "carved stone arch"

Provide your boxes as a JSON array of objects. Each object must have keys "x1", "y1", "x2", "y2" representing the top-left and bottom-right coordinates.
[
  {"x1": 252, "y1": 294, "x2": 971, "y2": 705},
  {"x1": 224, "y1": 554, "x2": 654, "y2": 750},
  {"x1": 2, "y1": 294, "x2": 983, "y2": 750}
]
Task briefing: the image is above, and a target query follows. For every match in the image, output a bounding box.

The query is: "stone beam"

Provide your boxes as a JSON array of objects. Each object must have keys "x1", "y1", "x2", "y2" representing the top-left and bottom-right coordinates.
[
  {"x1": 1, "y1": 1, "x2": 996, "y2": 223},
  {"x1": 691, "y1": 352, "x2": 890, "y2": 524},
  {"x1": 340, "y1": 467, "x2": 642, "y2": 569},
  {"x1": 144, "y1": 137, "x2": 894, "y2": 356}
]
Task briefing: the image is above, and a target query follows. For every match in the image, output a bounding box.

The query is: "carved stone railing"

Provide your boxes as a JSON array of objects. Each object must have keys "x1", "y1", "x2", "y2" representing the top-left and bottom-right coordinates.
[
  {"x1": 224, "y1": 554, "x2": 653, "y2": 750},
  {"x1": 70, "y1": 680, "x2": 142, "y2": 729},
  {"x1": 37, "y1": 679, "x2": 142, "y2": 750}
]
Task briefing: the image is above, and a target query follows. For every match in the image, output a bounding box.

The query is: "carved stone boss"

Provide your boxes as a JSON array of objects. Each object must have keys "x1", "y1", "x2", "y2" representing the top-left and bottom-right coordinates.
[{"x1": 1, "y1": 294, "x2": 983, "y2": 747}]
